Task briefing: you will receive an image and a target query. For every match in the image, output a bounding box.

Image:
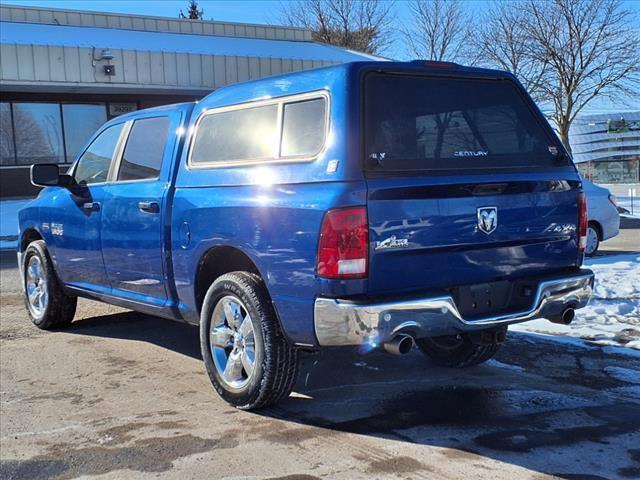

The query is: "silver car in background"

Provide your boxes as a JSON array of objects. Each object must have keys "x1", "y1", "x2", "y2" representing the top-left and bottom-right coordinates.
[{"x1": 582, "y1": 179, "x2": 620, "y2": 255}]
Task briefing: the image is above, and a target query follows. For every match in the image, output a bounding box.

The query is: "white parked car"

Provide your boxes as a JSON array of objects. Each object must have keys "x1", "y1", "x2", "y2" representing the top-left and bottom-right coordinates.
[{"x1": 582, "y1": 179, "x2": 620, "y2": 256}]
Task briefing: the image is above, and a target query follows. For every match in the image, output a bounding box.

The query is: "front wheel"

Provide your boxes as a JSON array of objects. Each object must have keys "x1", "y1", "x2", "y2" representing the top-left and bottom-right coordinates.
[
  {"x1": 200, "y1": 272, "x2": 300, "y2": 410},
  {"x1": 22, "y1": 240, "x2": 77, "y2": 329},
  {"x1": 416, "y1": 332, "x2": 501, "y2": 368}
]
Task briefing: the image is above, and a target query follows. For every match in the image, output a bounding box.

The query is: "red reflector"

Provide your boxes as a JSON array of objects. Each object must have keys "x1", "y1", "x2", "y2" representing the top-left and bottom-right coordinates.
[
  {"x1": 317, "y1": 207, "x2": 368, "y2": 279},
  {"x1": 578, "y1": 192, "x2": 588, "y2": 252},
  {"x1": 423, "y1": 61, "x2": 458, "y2": 69}
]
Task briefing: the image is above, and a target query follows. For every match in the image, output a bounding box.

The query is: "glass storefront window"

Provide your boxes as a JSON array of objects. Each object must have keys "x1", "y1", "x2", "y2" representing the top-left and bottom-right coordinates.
[
  {"x1": 0, "y1": 102, "x2": 15, "y2": 165},
  {"x1": 584, "y1": 159, "x2": 640, "y2": 183},
  {"x1": 62, "y1": 104, "x2": 107, "y2": 163},
  {"x1": 13, "y1": 103, "x2": 64, "y2": 165}
]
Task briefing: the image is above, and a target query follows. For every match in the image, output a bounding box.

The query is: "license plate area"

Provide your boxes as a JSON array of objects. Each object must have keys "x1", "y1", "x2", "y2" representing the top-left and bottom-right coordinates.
[{"x1": 451, "y1": 279, "x2": 536, "y2": 319}]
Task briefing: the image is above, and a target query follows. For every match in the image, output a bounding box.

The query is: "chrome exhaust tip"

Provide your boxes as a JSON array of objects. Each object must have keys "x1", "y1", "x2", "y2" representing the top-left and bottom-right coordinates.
[
  {"x1": 549, "y1": 305, "x2": 576, "y2": 325},
  {"x1": 383, "y1": 334, "x2": 414, "y2": 355},
  {"x1": 561, "y1": 307, "x2": 575, "y2": 325}
]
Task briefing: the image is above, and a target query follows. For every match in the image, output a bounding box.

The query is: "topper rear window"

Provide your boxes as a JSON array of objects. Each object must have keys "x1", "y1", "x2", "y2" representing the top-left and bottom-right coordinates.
[{"x1": 364, "y1": 74, "x2": 565, "y2": 172}]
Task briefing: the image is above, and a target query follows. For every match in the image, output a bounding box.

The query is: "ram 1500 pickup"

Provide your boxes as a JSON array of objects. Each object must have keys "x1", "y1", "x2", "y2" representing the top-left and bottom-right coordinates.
[{"x1": 19, "y1": 61, "x2": 594, "y2": 409}]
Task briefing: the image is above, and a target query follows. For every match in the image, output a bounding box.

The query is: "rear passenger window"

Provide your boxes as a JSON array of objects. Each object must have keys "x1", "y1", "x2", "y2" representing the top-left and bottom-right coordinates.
[
  {"x1": 281, "y1": 98, "x2": 326, "y2": 157},
  {"x1": 118, "y1": 116, "x2": 170, "y2": 181},
  {"x1": 191, "y1": 105, "x2": 278, "y2": 165}
]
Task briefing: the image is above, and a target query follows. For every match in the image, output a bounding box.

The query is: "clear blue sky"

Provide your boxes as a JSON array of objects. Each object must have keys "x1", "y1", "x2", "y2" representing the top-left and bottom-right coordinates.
[
  {"x1": 5, "y1": 0, "x2": 639, "y2": 112},
  {"x1": 6, "y1": 0, "x2": 639, "y2": 59}
]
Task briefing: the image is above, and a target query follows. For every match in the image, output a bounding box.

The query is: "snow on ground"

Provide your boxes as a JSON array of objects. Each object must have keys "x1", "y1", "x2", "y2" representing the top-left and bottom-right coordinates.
[
  {"x1": 616, "y1": 195, "x2": 640, "y2": 218},
  {"x1": 513, "y1": 253, "x2": 640, "y2": 350},
  {"x1": 0, "y1": 198, "x2": 31, "y2": 250}
]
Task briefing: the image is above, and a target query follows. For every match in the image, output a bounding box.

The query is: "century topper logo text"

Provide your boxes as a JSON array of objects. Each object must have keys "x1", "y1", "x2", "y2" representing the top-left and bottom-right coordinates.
[{"x1": 454, "y1": 151, "x2": 488, "y2": 157}]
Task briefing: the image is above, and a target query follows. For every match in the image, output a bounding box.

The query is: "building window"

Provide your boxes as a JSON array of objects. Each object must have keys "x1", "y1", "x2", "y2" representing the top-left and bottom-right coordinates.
[
  {"x1": 0, "y1": 102, "x2": 15, "y2": 166},
  {"x1": 589, "y1": 159, "x2": 639, "y2": 184},
  {"x1": 0, "y1": 101, "x2": 110, "y2": 167},
  {"x1": 13, "y1": 103, "x2": 65, "y2": 165},
  {"x1": 62, "y1": 104, "x2": 107, "y2": 163}
]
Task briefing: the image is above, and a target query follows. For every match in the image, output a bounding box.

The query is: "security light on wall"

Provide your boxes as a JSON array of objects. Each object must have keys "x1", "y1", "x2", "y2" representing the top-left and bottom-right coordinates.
[
  {"x1": 99, "y1": 49, "x2": 114, "y2": 61},
  {"x1": 91, "y1": 47, "x2": 115, "y2": 67}
]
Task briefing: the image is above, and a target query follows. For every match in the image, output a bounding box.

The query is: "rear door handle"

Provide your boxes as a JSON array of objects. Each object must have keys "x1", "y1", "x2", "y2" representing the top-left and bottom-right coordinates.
[
  {"x1": 138, "y1": 201, "x2": 160, "y2": 214},
  {"x1": 82, "y1": 202, "x2": 100, "y2": 212}
]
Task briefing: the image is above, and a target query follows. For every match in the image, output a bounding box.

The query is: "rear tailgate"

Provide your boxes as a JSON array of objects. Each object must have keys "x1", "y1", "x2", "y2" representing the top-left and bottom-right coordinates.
[
  {"x1": 363, "y1": 71, "x2": 582, "y2": 299},
  {"x1": 367, "y1": 175, "x2": 581, "y2": 295}
]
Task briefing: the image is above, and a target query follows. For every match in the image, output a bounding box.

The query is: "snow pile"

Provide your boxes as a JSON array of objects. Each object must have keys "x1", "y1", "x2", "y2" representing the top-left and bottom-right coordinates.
[
  {"x1": 513, "y1": 253, "x2": 640, "y2": 349},
  {"x1": 617, "y1": 196, "x2": 640, "y2": 218}
]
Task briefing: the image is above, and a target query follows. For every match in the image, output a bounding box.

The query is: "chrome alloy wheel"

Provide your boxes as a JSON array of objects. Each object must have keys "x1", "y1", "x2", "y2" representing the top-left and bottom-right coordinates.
[
  {"x1": 585, "y1": 226, "x2": 599, "y2": 255},
  {"x1": 209, "y1": 295, "x2": 258, "y2": 390},
  {"x1": 25, "y1": 256, "x2": 47, "y2": 316}
]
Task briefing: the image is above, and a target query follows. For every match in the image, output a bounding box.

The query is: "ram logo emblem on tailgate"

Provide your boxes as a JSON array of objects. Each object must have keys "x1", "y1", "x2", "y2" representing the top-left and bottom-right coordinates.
[{"x1": 477, "y1": 207, "x2": 498, "y2": 234}]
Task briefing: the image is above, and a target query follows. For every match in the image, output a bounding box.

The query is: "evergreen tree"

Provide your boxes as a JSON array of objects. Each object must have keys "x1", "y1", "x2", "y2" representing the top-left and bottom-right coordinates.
[{"x1": 179, "y1": 0, "x2": 204, "y2": 20}]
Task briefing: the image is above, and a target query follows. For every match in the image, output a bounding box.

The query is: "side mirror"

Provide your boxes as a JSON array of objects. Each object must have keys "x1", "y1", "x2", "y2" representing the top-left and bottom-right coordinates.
[{"x1": 30, "y1": 164, "x2": 75, "y2": 188}]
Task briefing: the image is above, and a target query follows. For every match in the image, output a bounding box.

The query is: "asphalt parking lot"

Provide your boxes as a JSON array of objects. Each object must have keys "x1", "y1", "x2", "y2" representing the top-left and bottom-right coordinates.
[
  {"x1": 1, "y1": 228, "x2": 639, "y2": 480},
  {"x1": 604, "y1": 217, "x2": 640, "y2": 253}
]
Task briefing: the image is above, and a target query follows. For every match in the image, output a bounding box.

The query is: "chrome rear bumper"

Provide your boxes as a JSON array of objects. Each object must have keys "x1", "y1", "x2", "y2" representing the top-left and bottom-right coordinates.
[{"x1": 314, "y1": 270, "x2": 594, "y2": 346}]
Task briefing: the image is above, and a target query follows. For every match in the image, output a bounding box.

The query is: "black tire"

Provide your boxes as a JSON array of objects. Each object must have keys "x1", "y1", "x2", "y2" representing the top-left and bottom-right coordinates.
[
  {"x1": 416, "y1": 333, "x2": 501, "y2": 368},
  {"x1": 199, "y1": 271, "x2": 299, "y2": 410},
  {"x1": 22, "y1": 240, "x2": 77, "y2": 329}
]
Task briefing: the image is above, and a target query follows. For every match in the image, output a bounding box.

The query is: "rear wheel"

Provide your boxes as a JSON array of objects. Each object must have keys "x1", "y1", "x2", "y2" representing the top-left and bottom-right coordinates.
[
  {"x1": 416, "y1": 332, "x2": 501, "y2": 368},
  {"x1": 200, "y1": 272, "x2": 300, "y2": 410},
  {"x1": 585, "y1": 223, "x2": 600, "y2": 257},
  {"x1": 23, "y1": 240, "x2": 77, "y2": 329}
]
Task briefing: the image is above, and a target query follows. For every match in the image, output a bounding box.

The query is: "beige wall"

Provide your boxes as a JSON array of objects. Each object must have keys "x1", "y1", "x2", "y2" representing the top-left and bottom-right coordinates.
[
  {"x1": 0, "y1": 4, "x2": 312, "y2": 42},
  {"x1": 0, "y1": 42, "x2": 335, "y2": 93}
]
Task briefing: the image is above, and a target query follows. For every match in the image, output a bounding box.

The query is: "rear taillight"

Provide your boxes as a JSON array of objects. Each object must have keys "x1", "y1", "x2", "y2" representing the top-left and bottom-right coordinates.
[
  {"x1": 317, "y1": 207, "x2": 368, "y2": 279},
  {"x1": 578, "y1": 192, "x2": 588, "y2": 252},
  {"x1": 608, "y1": 194, "x2": 617, "y2": 207}
]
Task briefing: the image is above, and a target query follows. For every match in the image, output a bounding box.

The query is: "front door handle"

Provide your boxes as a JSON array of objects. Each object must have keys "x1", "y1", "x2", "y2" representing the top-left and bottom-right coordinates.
[
  {"x1": 138, "y1": 201, "x2": 160, "y2": 214},
  {"x1": 82, "y1": 202, "x2": 100, "y2": 212}
]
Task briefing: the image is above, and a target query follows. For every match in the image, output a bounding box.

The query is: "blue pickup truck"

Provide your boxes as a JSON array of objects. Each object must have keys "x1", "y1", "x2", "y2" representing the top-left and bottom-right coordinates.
[{"x1": 19, "y1": 61, "x2": 594, "y2": 409}]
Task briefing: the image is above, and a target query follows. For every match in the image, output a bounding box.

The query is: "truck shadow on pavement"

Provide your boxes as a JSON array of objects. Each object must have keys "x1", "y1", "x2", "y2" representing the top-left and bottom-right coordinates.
[
  {"x1": 66, "y1": 311, "x2": 203, "y2": 360},
  {"x1": 64, "y1": 312, "x2": 640, "y2": 480}
]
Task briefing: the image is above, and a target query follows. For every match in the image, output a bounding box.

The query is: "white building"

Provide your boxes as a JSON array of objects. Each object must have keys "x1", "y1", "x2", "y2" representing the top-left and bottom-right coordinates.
[
  {"x1": 570, "y1": 111, "x2": 640, "y2": 184},
  {"x1": 0, "y1": 4, "x2": 380, "y2": 198}
]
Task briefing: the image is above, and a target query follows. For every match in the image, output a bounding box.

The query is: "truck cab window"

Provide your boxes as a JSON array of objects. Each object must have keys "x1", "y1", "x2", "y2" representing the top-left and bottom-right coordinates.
[
  {"x1": 118, "y1": 116, "x2": 170, "y2": 181},
  {"x1": 74, "y1": 123, "x2": 124, "y2": 185}
]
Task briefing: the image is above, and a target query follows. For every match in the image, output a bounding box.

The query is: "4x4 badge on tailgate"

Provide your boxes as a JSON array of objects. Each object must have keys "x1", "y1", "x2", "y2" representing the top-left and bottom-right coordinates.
[
  {"x1": 477, "y1": 207, "x2": 498, "y2": 234},
  {"x1": 375, "y1": 235, "x2": 409, "y2": 250}
]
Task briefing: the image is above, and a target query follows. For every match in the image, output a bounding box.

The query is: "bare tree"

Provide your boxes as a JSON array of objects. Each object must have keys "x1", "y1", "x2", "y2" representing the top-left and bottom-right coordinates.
[
  {"x1": 522, "y1": 0, "x2": 639, "y2": 153},
  {"x1": 473, "y1": 1, "x2": 549, "y2": 102},
  {"x1": 401, "y1": 0, "x2": 469, "y2": 62},
  {"x1": 279, "y1": 0, "x2": 394, "y2": 55},
  {"x1": 11, "y1": 106, "x2": 59, "y2": 163}
]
